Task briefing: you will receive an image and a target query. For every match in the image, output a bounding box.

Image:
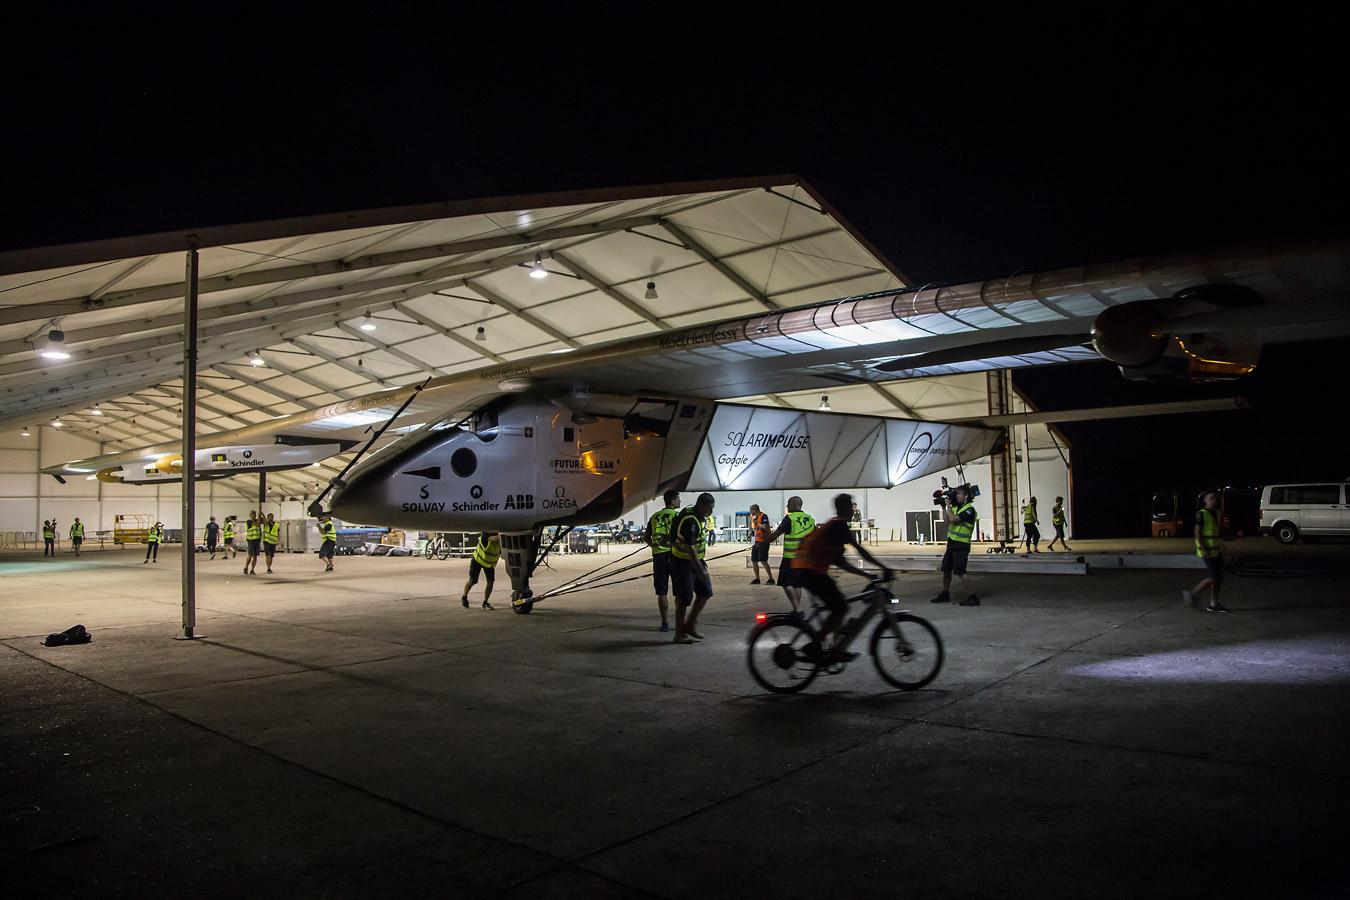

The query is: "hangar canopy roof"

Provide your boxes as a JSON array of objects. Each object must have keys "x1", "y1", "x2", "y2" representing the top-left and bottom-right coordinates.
[{"x1": 8, "y1": 176, "x2": 1002, "y2": 498}]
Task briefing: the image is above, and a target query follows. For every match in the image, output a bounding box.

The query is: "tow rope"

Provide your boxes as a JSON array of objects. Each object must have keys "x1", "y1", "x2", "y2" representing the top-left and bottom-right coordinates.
[{"x1": 534, "y1": 546, "x2": 750, "y2": 602}]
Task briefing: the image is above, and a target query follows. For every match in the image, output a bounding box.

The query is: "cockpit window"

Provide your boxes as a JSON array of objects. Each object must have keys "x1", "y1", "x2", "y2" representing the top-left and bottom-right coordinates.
[{"x1": 624, "y1": 399, "x2": 677, "y2": 438}]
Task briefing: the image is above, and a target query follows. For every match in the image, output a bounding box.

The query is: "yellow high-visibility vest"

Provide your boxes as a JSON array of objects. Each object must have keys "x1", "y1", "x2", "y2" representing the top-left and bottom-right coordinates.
[
  {"x1": 246, "y1": 522, "x2": 261, "y2": 541},
  {"x1": 473, "y1": 534, "x2": 501, "y2": 567},
  {"x1": 781, "y1": 511, "x2": 816, "y2": 559},
  {"x1": 671, "y1": 508, "x2": 707, "y2": 561},
  {"x1": 948, "y1": 503, "x2": 977, "y2": 544},
  {"x1": 647, "y1": 507, "x2": 678, "y2": 555},
  {"x1": 263, "y1": 522, "x2": 280, "y2": 545},
  {"x1": 1196, "y1": 508, "x2": 1221, "y2": 558}
]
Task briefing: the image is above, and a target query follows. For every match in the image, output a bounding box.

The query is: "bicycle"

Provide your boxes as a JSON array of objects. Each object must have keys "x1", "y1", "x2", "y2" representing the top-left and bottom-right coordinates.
[
  {"x1": 424, "y1": 534, "x2": 451, "y2": 560},
  {"x1": 746, "y1": 576, "x2": 943, "y2": 694}
]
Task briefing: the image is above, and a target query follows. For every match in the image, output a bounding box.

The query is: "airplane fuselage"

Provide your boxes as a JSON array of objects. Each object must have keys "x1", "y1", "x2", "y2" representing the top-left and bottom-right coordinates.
[{"x1": 329, "y1": 395, "x2": 715, "y2": 531}]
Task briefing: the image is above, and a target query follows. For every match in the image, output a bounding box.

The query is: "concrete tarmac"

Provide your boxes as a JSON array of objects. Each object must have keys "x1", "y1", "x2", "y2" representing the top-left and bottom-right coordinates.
[{"x1": 3, "y1": 544, "x2": 1348, "y2": 897}]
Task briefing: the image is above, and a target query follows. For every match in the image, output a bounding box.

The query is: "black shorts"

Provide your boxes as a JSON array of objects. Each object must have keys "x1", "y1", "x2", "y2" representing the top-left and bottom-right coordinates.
[
  {"x1": 796, "y1": 570, "x2": 847, "y2": 613},
  {"x1": 1053, "y1": 524, "x2": 1065, "y2": 539},
  {"x1": 941, "y1": 542, "x2": 971, "y2": 576},
  {"x1": 467, "y1": 558, "x2": 496, "y2": 585},
  {"x1": 319, "y1": 539, "x2": 336, "y2": 560},
  {"x1": 1202, "y1": 554, "x2": 1224, "y2": 581},
  {"x1": 263, "y1": 542, "x2": 277, "y2": 558},
  {"x1": 777, "y1": 558, "x2": 799, "y2": 589},
  {"x1": 225, "y1": 538, "x2": 235, "y2": 546},
  {"x1": 750, "y1": 541, "x2": 770, "y2": 562},
  {"x1": 1025, "y1": 524, "x2": 1041, "y2": 542},
  {"x1": 652, "y1": 552, "x2": 672, "y2": 595},
  {"x1": 671, "y1": 557, "x2": 713, "y2": 606},
  {"x1": 72, "y1": 537, "x2": 83, "y2": 546},
  {"x1": 247, "y1": 539, "x2": 261, "y2": 555},
  {"x1": 206, "y1": 537, "x2": 217, "y2": 550}
]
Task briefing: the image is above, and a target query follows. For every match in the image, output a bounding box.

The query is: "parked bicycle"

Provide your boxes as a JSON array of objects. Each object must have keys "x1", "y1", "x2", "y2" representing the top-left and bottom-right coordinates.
[
  {"x1": 424, "y1": 534, "x2": 451, "y2": 560},
  {"x1": 746, "y1": 576, "x2": 943, "y2": 694}
]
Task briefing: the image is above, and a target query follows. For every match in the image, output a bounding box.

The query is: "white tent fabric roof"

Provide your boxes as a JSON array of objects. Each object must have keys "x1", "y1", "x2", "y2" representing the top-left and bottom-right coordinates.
[{"x1": 2, "y1": 177, "x2": 958, "y2": 499}]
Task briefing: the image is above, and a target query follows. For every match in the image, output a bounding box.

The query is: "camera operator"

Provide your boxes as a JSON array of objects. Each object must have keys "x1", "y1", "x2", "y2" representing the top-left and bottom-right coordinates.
[{"x1": 931, "y1": 483, "x2": 981, "y2": 607}]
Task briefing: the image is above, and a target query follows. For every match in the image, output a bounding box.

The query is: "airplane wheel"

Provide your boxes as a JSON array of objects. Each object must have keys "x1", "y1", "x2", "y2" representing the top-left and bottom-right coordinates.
[{"x1": 512, "y1": 600, "x2": 534, "y2": 615}]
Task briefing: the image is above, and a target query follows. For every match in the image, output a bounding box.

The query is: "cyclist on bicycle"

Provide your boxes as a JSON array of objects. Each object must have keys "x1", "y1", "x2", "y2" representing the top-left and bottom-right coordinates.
[{"x1": 791, "y1": 493, "x2": 893, "y2": 662}]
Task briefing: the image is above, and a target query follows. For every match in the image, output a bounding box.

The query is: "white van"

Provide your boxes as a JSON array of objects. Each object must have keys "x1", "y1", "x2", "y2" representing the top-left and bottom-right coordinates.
[{"x1": 1259, "y1": 482, "x2": 1349, "y2": 543}]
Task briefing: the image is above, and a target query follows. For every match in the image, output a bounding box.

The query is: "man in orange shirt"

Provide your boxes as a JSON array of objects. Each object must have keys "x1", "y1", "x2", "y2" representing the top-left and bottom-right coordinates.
[{"x1": 748, "y1": 503, "x2": 775, "y2": 585}]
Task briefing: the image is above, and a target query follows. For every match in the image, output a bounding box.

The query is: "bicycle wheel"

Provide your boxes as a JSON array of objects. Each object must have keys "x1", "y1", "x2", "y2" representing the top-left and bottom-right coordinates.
[
  {"x1": 425, "y1": 541, "x2": 437, "y2": 560},
  {"x1": 747, "y1": 617, "x2": 823, "y2": 694},
  {"x1": 436, "y1": 541, "x2": 451, "y2": 561},
  {"x1": 870, "y1": 613, "x2": 943, "y2": 690}
]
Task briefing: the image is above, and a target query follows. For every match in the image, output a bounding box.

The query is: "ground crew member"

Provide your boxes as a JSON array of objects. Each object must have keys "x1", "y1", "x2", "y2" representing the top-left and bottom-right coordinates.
[
  {"x1": 69, "y1": 517, "x2": 85, "y2": 556},
  {"x1": 1021, "y1": 497, "x2": 1041, "y2": 554},
  {"x1": 205, "y1": 516, "x2": 220, "y2": 559},
  {"x1": 765, "y1": 496, "x2": 816, "y2": 613},
  {"x1": 42, "y1": 519, "x2": 56, "y2": 556},
  {"x1": 143, "y1": 522, "x2": 163, "y2": 564},
  {"x1": 1046, "y1": 497, "x2": 1071, "y2": 551},
  {"x1": 932, "y1": 484, "x2": 980, "y2": 606},
  {"x1": 222, "y1": 516, "x2": 237, "y2": 559},
  {"x1": 670, "y1": 492, "x2": 716, "y2": 644},
  {"x1": 318, "y1": 514, "x2": 338, "y2": 572},
  {"x1": 748, "y1": 503, "x2": 774, "y2": 585},
  {"x1": 642, "y1": 489, "x2": 680, "y2": 632},
  {"x1": 705, "y1": 513, "x2": 717, "y2": 546},
  {"x1": 1184, "y1": 490, "x2": 1229, "y2": 612},
  {"x1": 262, "y1": 513, "x2": 281, "y2": 574},
  {"x1": 461, "y1": 532, "x2": 500, "y2": 609},
  {"x1": 244, "y1": 513, "x2": 261, "y2": 575}
]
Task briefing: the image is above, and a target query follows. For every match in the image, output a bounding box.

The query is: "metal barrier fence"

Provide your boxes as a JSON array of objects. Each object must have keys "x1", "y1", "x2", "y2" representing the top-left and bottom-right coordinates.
[{"x1": 0, "y1": 531, "x2": 39, "y2": 549}]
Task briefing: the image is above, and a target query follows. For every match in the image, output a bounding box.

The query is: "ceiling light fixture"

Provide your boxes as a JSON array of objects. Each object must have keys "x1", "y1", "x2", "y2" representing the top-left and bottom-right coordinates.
[
  {"x1": 529, "y1": 253, "x2": 548, "y2": 279},
  {"x1": 89, "y1": 404, "x2": 103, "y2": 416},
  {"x1": 39, "y1": 329, "x2": 70, "y2": 360},
  {"x1": 360, "y1": 312, "x2": 377, "y2": 332},
  {"x1": 20, "y1": 426, "x2": 31, "y2": 437},
  {"x1": 645, "y1": 281, "x2": 658, "y2": 300},
  {"x1": 52, "y1": 418, "x2": 64, "y2": 428},
  {"x1": 249, "y1": 350, "x2": 265, "y2": 367},
  {"x1": 818, "y1": 395, "x2": 831, "y2": 411},
  {"x1": 475, "y1": 326, "x2": 487, "y2": 342}
]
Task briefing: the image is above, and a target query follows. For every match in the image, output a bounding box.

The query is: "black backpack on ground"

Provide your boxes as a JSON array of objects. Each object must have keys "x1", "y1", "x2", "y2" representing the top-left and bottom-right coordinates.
[{"x1": 43, "y1": 624, "x2": 92, "y2": 646}]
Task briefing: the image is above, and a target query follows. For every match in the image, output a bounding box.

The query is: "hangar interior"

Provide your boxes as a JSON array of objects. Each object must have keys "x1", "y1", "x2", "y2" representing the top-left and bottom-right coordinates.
[{"x1": 0, "y1": 178, "x2": 1071, "y2": 540}]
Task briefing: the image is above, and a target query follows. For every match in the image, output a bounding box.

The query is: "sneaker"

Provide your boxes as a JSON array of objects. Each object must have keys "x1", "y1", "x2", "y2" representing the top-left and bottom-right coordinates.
[
  {"x1": 659, "y1": 622, "x2": 670, "y2": 633},
  {"x1": 1205, "y1": 602, "x2": 1230, "y2": 613},
  {"x1": 766, "y1": 578, "x2": 776, "y2": 585},
  {"x1": 684, "y1": 627, "x2": 705, "y2": 640},
  {"x1": 1181, "y1": 590, "x2": 1194, "y2": 608},
  {"x1": 959, "y1": 594, "x2": 980, "y2": 606},
  {"x1": 461, "y1": 595, "x2": 469, "y2": 608},
  {"x1": 750, "y1": 578, "x2": 761, "y2": 585},
  {"x1": 143, "y1": 560, "x2": 148, "y2": 564},
  {"x1": 481, "y1": 600, "x2": 494, "y2": 610},
  {"x1": 266, "y1": 569, "x2": 272, "y2": 574},
  {"x1": 930, "y1": 593, "x2": 951, "y2": 604},
  {"x1": 672, "y1": 632, "x2": 695, "y2": 644}
]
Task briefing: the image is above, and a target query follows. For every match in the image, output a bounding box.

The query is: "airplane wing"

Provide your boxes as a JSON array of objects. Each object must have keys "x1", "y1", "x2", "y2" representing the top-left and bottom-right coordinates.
[{"x1": 41, "y1": 235, "x2": 1350, "y2": 477}]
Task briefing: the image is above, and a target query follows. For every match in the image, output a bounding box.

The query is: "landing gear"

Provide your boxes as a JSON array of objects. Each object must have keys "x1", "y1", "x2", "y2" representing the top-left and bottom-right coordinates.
[{"x1": 501, "y1": 530, "x2": 543, "y2": 614}]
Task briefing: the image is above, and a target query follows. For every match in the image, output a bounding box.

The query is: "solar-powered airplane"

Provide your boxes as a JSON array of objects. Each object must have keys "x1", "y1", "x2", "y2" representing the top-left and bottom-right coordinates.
[{"x1": 42, "y1": 234, "x2": 1350, "y2": 609}]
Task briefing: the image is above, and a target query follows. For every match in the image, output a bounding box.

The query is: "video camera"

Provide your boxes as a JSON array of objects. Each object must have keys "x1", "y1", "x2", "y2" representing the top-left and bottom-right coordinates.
[{"x1": 932, "y1": 477, "x2": 980, "y2": 506}]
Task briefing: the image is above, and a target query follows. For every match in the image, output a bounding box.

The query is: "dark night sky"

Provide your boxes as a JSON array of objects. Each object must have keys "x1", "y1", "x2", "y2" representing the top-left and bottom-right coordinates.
[{"x1": 4, "y1": 18, "x2": 1346, "y2": 536}]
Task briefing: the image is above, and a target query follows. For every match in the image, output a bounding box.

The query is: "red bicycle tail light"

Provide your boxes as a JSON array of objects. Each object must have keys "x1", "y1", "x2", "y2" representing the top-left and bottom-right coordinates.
[{"x1": 755, "y1": 613, "x2": 767, "y2": 621}]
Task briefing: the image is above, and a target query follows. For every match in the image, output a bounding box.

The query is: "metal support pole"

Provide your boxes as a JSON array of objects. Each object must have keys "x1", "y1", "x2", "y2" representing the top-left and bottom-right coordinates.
[
  {"x1": 258, "y1": 470, "x2": 267, "y2": 512},
  {"x1": 181, "y1": 248, "x2": 199, "y2": 639}
]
